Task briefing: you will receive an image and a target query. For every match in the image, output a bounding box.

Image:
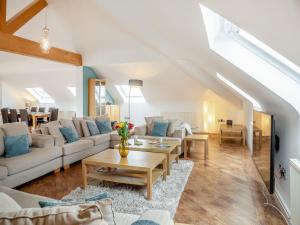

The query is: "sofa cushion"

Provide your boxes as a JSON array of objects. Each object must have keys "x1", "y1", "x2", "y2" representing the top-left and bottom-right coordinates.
[
  {"x1": 0, "y1": 202, "x2": 108, "y2": 225},
  {"x1": 167, "y1": 119, "x2": 181, "y2": 137},
  {"x1": 151, "y1": 121, "x2": 169, "y2": 137},
  {"x1": 72, "y1": 118, "x2": 84, "y2": 137},
  {"x1": 40, "y1": 121, "x2": 60, "y2": 135},
  {"x1": 48, "y1": 125, "x2": 66, "y2": 144},
  {"x1": 86, "y1": 121, "x2": 100, "y2": 136},
  {"x1": 0, "y1": 147, "x2": 62, "y2": 176},
  {"x1": 59, "y1": 127, "x2": 79, "y2": 143},
  {"x1": 110, "y1": 130, "x2": 121, "y2": 141},
  {"x1": 95, "y1": 120, "x2": 112, "y2": 134},
  {"x1": 83, "y1": 133, "x2": 110, "y2": 146},
  {"x1": 0, "y1": 128, "x2": 5, "y2": 156},
  {"x1": 4, "y1": 134, "x2": 30, "y2": 158},
  {"x1": 145, "y1": 116, "x2": 163, "y2": 135},
  {"x1": 62, "y1": 140, "x2": 93, "y2": 156},
  {"x1": 0, "y1": 166, "x2": 8, "y2": 180},
  {"x1": 1, "y1": 122, "x2": 32, "y2": 146},
  {"x1": 60, "y1": 119, "x2": 78, "y2": 136},
  {"x1": 80, "y1": 120, "x2": 91, "y2": 137},
  {"x1": 0, "y1": 193, "x2": 22, "y2": 212}
]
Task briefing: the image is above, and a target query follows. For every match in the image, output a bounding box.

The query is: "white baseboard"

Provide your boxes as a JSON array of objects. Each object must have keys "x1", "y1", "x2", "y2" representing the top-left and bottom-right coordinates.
[{"x1": 274, "y1": 186, "x2": 292, "y2": 224}]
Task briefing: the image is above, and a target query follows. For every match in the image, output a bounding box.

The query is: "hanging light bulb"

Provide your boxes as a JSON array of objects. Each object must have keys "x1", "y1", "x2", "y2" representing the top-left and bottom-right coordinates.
[
  {"x1": 40, "y1": 9, "x2": 51, "y2": 53},
  {"x1": 40, "y1": 26, "x2": 51, "y2": 53}
]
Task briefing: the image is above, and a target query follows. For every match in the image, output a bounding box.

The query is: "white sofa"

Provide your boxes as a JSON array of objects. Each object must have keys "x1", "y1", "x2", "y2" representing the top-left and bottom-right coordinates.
[{"x1": 0, "y1": 185, "x2": 174, "y2": 225}]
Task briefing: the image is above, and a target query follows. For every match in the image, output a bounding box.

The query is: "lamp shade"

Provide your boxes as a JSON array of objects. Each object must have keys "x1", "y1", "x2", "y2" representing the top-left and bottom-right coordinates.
[{"x1": 129, "y1": 79, "x2": 143, "y2": 87}]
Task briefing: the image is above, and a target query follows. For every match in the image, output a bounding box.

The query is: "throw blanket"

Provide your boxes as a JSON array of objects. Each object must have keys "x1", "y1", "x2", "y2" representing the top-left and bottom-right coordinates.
[{"x1": 177, "y1": 122, "x2": 193, "y2": 135}]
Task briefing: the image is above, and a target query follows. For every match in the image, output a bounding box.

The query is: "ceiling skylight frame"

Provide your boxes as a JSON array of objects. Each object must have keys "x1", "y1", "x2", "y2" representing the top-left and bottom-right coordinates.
[
  {"x1": 115, "y1": 85, "x2": 146, "y2": 103},
  {"x1": 26, "y1": 87, "x2": 55, "y2": 104},
  {"x1": 222, "y1": 20, "x2": 300, "y2": 84}
]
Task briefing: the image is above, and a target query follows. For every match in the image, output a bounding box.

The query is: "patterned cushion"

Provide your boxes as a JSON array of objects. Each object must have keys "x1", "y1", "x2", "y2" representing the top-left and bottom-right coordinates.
[
  {"x1": 86, "y1": 121, "x2": 100, "y2": 136},
  {"x1": 95, "y1": 120, "x2": 112, "y2": 134},
  {"x1": 4, "y1": 134, "x2": 30, "y2": 158},
  {"x1": 151, "y1": 121, "x2": 169, "y2": 137},
  {"x1": 59, "y1": 127, "x2": 79, "y2": 143}
]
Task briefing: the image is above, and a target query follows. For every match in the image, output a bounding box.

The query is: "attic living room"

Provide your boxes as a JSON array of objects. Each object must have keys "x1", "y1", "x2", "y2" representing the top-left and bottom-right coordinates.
[{"x1": 0, "y1": 0, "x2": 299, "y2": 225}]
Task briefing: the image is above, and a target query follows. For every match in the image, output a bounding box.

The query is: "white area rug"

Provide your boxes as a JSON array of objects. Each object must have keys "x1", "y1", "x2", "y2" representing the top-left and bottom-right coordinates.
[{"x1": 63, "y1": 160, "x2": 193, "y2": 218}]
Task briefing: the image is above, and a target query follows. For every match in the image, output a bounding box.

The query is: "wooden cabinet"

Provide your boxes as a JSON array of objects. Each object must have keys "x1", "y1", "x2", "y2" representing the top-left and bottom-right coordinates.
[
  {"x1": 88, "y1": 79, "x2": 106, "y2": 117},
  {"x1": 106, "y1": 105, "x2": 120, "y2": 121}
]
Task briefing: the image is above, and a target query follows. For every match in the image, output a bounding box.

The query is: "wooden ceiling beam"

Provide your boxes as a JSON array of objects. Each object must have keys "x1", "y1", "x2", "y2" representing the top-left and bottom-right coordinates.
[
  {"x1": 0, "y1": 31, "x2": 82, "y2": 66},
  {"x1": 0, "y1": 0, "x2": 6, "y2": 29},
  {"x1": 1, "y1": 0, "x2": 48, "y2": 34}
]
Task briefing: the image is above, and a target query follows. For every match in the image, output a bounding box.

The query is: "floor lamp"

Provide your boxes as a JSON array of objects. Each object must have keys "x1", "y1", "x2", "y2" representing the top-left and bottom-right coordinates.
[{"x1": 128, "y1": 79, "x2": 143, "y2": 122}]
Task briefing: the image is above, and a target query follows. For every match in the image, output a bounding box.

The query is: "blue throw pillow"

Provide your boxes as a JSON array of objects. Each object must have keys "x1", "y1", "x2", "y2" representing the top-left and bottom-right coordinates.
[
  {"x1": 151, "y1": 121, "x2": 169, "y2": 137},
  {"x1": 86, "y1": 121, "x2": 100, "y2": 136},
  {"x1": 131, "y1": 220, "x2": 159, "y2": 225},
  {"x1": 39, "y1": 193, "x2": 108, "y2": 208},
  {"x1": 4, "y1": 134, "x2": 30, "y2": 158},
  {"x1": 95, "y1": 120, "x2": 112, "y2": 134},
  {"x1": 59, "y1": 127, "x2": 79, "y2": 143}
]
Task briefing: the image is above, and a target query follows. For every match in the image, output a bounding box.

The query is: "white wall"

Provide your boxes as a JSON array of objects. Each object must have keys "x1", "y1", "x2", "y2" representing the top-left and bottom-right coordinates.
[
  {"x1": 0, "y1": 67, "x2": 83, "y2": 114},
  {"x1": 120, "y1": 89, "x2": 244, "y2": 132}
]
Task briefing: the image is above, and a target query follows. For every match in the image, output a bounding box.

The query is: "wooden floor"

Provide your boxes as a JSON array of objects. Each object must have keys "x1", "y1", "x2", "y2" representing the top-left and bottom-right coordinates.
[{"x1": 17, "y1": 136, "x2": 286, "y2": 225}]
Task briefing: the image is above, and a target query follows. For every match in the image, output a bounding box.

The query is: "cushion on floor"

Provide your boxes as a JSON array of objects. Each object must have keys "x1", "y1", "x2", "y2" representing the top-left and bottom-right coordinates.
[{"x1": 0, "y1": 147, "x2": 62, "y2": 175}]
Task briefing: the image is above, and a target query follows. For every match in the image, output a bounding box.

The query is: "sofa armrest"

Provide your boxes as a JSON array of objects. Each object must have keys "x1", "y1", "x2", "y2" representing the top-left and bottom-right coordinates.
[
  {"x1": 138, "y1": 210, "x2": 173, "y2": 225},
  {"x1": 31, "y1": 134, "x2": 55, "y2": 148},
  {"x1": 173, "y1": 128, "x2": 186, "y2": 139},
  {"x1": 134, "y1": 124, "x2": 147, "y2": 136}
]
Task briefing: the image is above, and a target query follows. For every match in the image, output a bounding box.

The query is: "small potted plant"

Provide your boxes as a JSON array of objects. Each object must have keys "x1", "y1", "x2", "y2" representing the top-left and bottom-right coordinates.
[{"x1": 116, "y1": 121, "x2": 134, "y2": 157}]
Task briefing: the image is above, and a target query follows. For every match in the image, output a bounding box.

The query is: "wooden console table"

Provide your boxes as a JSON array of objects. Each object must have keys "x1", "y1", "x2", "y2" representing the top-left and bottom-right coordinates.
[{"x1": 219, "y1": 124, "x2": 245, "y2": 146}]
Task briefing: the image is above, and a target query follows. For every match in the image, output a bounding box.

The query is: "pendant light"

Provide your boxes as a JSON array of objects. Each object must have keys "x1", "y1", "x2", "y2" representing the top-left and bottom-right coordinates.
[{"x1": 40, "y1": 9, "x2": 51, "y2": 53}]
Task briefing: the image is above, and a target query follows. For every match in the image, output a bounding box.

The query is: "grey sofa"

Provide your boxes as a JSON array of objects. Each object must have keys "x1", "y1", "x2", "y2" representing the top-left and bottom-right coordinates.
[
  {"x1": 134, "y1": 117, "x2": 186, "y2": 154},
  {"x1": 0, "y1": 122, "x2": 62, "y2": 188},
  {"x1": 35, "y1": 119, "x2": 121, "y2": 169},
  {"x1": 0, "y1": 185, "x2": 174, "y2": 225}
]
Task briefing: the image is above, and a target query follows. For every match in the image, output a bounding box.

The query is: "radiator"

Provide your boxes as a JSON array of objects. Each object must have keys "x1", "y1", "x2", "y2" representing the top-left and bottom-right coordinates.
[{"x1": 290, "y1": 159, "x2": 300, "y2": 225}]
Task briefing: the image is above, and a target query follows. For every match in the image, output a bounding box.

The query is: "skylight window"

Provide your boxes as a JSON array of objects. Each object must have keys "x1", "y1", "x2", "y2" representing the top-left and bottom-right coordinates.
[
  {"x1": 26, "y1": 88, "x2": 55, "y2": 104},
  {"x1": 200, "y1": 4, "x2": 300, "y2": 113},
  {"x1": 223, "y1": 22, "x2": 300, "y2": 83},
  {"x1": 67, "y1": 87, "x2": 76, "y2": 97},
  {"x1": 217, "y1": 74, "x2": 261, "y2": 110},
  {"x1": 115, "y1": 85, "x2": 146, "y2": 103}
]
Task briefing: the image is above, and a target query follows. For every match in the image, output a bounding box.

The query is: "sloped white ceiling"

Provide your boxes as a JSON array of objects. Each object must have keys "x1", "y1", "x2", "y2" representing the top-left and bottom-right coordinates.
[{"x1": 1, "y1": 0, "x2": 299, "y2": 113}]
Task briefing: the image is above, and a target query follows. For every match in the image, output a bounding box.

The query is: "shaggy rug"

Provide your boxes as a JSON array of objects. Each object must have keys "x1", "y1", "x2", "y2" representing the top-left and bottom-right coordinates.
[{"x1": 63, "y1": 160, "x2": 193, "y2": 218}]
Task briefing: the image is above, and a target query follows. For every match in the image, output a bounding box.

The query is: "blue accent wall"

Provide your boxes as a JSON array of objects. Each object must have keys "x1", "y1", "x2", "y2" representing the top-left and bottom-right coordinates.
[{"x1": 82, "y1": 66, "x2": 115, "y2": 116}]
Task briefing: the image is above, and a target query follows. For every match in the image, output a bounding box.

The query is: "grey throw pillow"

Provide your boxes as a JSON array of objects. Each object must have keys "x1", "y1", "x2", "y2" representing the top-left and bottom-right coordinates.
[{"x1": 145, "y1": 116, "x2": 163, "y2": 135}]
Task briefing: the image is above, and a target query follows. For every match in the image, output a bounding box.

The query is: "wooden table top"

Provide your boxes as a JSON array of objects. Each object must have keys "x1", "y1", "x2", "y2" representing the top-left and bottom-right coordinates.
[
  {"x1": 83, "y1": 149, "x2": 166, "y2": 170},
  {"x1": 115, "y1": 138, "x2": 179, "y2": 153},
  {"x1": 184, "y1": 134, "x2": 209, "y2": 141}
]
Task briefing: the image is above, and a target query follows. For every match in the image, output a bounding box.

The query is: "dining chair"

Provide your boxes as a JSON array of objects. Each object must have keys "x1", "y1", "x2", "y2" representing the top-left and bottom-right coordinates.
[
  {"x1": 1, "y1": 108, "x2": 9, "y2": 124},
  {"x1": 49, "y1": 108, "x2": 58, "y2": 121},
  {"x1": 38, "y1": 107, "x2": 45, "y2": 113},
  {"x1": 31, "y1": 107, "x2": 37, "y2": 113},
  {"x1": 9, "y1": 109, "x2": 18, "y2": 123},
  {"x1": 19, "y1": 109, "x2": 32, "y2": 126}
]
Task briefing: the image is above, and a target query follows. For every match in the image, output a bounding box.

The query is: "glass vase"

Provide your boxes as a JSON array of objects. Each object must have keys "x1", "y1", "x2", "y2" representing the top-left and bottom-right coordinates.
[{"x1": 119, "y1": 138, "x2": 129, "y2": 158}]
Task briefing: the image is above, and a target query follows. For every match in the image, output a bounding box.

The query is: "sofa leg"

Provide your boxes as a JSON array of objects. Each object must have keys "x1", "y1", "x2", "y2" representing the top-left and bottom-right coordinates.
[
  {"x1": 64, "y1": 165, "x2": 70, "y2": 170},
  {"x1": 54, "y1": 168, "x2": 60, "y2": 174}
]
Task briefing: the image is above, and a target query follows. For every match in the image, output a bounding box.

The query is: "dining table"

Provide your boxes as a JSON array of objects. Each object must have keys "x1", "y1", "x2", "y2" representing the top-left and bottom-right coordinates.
[{"x1": 28, "y1": 112, "x2": 50, "y2": 129}]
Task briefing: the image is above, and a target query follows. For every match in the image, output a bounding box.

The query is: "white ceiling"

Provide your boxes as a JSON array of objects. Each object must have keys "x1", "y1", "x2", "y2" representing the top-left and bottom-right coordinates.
[{"x1": 1, "y1": 0, "x2": 299, "y2": 113}]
